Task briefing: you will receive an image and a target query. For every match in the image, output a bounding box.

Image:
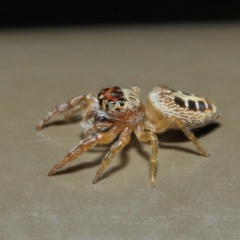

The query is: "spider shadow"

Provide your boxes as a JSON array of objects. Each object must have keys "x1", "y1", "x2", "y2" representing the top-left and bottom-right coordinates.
[
  {"x1": 50, "y1": 122, "x2": 220, "y2": 181},
  {"x1": 53, "y1": 150, "x2": 108, "y2": 177},
  {"x1": 92, "y1": 123, "x2": 221, "y2": 181},
  {"x1": 96, "y1": 135, "x2": 150, "y2": 182},
  {"x1": 38, "y1": 117, "x2": 81, "y2": 129},
  {"x1": 157, "y1": 122, "x2": 221, "y2": 156},
  {"x1": 51, "y1": 134, "x2": 150, "y2": 182}
]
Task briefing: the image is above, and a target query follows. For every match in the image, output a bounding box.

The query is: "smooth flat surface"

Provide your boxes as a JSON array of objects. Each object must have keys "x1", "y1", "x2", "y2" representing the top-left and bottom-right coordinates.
[{"x1": 1, "y1": 23, "x2": 240, "y2": 239}]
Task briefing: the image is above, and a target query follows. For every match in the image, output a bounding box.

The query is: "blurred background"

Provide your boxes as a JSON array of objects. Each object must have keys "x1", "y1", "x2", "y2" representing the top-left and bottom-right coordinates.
[
  {"x1": 1, "y1": 2, "x2": 240, "y2": 240},
  {"x1": 1, "y1": 0, "x2": 240, "y2": 28}
]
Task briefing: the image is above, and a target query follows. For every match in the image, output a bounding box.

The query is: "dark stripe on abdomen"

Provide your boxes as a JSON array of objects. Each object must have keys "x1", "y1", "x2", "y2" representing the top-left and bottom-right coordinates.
[
  {"x1": 174, "y1": 97, "x2": 185, "y2": 108},
  {"x1": 198, "y1": 101, "x2": 206, "y2": 112},
  {"x1": 188, "y1": 100, "x2": 197, "y2": 111}
]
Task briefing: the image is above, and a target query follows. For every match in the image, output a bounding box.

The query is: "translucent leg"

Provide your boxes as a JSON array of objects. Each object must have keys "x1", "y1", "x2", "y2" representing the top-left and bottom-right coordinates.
[
  {"x1": 93, "y1": 128, "x2": 132, "y2": 184},
  {"x1": 64, "y1": 105, "x2": 84, "y2": 120},
  {"x1": 146, "y1": 118, "x2": 209, "y2": 157},
  {"x1": 175, "y1": 119, "x2": 209, "y2": 157},
  {"x1": 135, "y1": 127, "x2": 158, "y2": 187},
  {"x1": 36, "y1": 94, "x2": 95, "y2": 130},
  {"x1": 48, "y1": 126, "x2": 120, "y2": 176}
]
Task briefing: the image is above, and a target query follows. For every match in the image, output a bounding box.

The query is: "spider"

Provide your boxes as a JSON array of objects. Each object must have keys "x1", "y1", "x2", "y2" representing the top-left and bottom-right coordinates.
[{"x1": 36, "y1": 85, "x2": 220, "y2": 186}]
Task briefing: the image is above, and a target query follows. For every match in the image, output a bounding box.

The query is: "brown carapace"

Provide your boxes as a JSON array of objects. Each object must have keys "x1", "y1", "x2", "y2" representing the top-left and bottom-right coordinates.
[{"x1": 36, "y1": 85, "x2": 220, "y2": 186}]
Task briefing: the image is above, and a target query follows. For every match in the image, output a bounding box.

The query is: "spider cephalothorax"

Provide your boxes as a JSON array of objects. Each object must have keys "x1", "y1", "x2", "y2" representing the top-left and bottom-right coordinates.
[
  {"x1": 97, "y1": 86, "x2": 145, "y2": 123},
  {"x1": 36, "y1": 85, "x2": 220, "y2": 186}
]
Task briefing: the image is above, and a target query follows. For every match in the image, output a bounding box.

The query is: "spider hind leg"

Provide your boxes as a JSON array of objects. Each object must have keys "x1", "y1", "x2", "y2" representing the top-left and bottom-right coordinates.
[{"x1": 147, "y1": 118, "x2": 209, "y2": 157}]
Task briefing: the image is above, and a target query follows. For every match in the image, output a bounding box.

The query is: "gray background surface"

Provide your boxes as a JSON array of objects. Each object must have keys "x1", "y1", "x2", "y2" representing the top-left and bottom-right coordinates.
[{"x1": 1, "y1": 23, "x2": 239, "y2": 239}]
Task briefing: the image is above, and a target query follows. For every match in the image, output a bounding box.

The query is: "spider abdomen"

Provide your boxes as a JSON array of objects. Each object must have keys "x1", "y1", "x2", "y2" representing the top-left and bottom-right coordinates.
[{"x1": 148, "y1": 85, "x2": 220, "y2": 129}]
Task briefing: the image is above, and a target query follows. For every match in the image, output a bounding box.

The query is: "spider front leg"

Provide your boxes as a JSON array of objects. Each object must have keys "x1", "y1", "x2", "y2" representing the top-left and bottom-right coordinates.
[
  {"x1": 64, "y1": 104, "x2": 84, "y2": 120},
  {"x1": 146, "y1": 118, "x2": 209, "y2": 157},
  {"x1": 36, "y1": 94, "x2": 96, "y2": 130},
  {"x1": 48, "y1": 125, "x2": 120, "y2": 176},
  {"x1": 135, "y1": 125, "x2": 158, "y2": 187},
  {"x1": 93, "y1": 127, "x2": 132, "y2": 184}
]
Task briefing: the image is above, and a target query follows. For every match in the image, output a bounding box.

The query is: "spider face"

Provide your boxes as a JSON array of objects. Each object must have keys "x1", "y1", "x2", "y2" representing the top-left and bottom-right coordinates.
[
  {"x1": 97, "y1": 86, "x2": 145, "y2": 123},
  {"x1": 97, "y1": 86, "x2": 127, "y2": 111},
  {"x1": 36, "y1": 85, "x2": 220, "y2": 187}
]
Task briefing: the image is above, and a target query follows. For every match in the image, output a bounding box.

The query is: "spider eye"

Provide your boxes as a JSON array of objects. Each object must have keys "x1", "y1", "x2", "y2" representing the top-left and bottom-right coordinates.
[
  {"x1": 119, "y1": 101, "x2": 125, "y2": 106},
  {"x1": 105, "y1": 102, "x2": 110, "y2": 109}
]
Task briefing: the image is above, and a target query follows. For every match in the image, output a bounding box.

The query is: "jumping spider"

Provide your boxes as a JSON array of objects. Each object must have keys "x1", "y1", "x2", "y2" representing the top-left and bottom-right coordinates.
[{"x1": 36, "y1": 85, "x2": 220, "y2": 186}]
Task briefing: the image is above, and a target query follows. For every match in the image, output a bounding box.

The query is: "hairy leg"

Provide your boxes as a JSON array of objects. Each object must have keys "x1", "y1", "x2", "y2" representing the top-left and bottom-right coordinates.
[
  {"x1": 175, "y1": 119, "x2": 209, "y2": 157},
  {"x1": 146, "y1": 118, "x2": 208, "y2": 157},
  {"x1": 93, "y1": 127, "x2": 132, "y2": 184},
  {"x1": 48, "y1": 125, "x2": 121, "y2": 176},
  {"x1": 135, "y1": 126, "x2": 158, "y2": 187},
  {"x1": 64, "y1": 104, "x2": 85, "y2": 120},
  {"x1": 36, "y1": 94, "x2": 96, "y2": 130}
]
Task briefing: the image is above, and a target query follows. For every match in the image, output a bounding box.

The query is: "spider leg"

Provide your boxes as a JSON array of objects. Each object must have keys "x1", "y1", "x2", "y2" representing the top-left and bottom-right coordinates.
[
  {"x1": 48, "y1": 125, "x2": 120, "y2": 176},
  {"x1": 146, "y1": 118, "x2": 209, "y2": 157},
  {"x1": 64, "y1": 104, "x2": 85, "y2": 120},
  {"x1": 93, "y1": 127, "x2": 132, "y2": 184},
  {"x1": 36, "y1": 94, "x2": 96, "y2": 130},
  {"x1": 175, "y1": 119, "x2": 209, "y2": 157},
  {"x1": 135, "y1": 126, "x2": 158, "y2": 187},
  {"x1": 83, "y1": 122, "x2": 113, "y2": 138}
]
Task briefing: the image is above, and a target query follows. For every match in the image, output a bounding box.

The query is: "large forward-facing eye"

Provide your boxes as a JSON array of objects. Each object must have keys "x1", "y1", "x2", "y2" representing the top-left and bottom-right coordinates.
[
  {"x1": 119, "y1": 101, "x2": 125, "y2": 107},
  {"x1": 105, "y1": 102, "x2": 110, "y2": 109}
]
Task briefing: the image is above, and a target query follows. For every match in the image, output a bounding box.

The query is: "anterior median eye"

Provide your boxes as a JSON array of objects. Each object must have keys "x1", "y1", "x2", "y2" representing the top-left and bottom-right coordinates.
[
  {"x1": 105, "y1": 102, "x2": 110, "y2": 109},
  {"x1": 119, "y1": 101, "x2": 125, "y2": 106}
]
